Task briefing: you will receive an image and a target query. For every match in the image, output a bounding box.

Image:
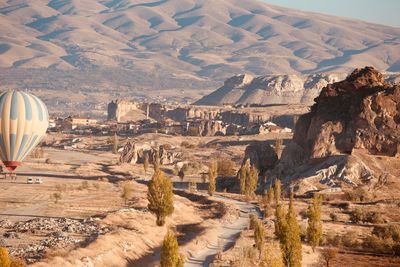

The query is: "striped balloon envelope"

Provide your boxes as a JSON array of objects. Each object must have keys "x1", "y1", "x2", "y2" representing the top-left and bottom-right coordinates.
[{"x1": 0, "y1": 91, "x2": 48, "y2": 171}]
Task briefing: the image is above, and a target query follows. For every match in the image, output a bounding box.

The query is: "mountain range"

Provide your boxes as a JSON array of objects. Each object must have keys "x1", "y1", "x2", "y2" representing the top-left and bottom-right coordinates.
[{"x1": 0, "y1": 0, "x2": 399, "y2": 106}]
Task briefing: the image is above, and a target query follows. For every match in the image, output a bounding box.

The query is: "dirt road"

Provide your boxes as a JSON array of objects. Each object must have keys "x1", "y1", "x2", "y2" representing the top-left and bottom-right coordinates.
[{"x1": 185, "y1": 195, "x2": 259, "y2": 267}]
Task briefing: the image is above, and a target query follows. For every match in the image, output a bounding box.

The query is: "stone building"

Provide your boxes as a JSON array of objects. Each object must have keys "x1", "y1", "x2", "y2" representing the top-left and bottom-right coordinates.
[{"x1": 107, "y1": 100, "x2": 143, "y2": 122}]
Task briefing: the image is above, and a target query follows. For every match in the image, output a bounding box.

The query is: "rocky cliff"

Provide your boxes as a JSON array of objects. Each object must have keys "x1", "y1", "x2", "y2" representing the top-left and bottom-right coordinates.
[
  {"x1": 274, "y1": 67, "x2": 400, "y2": 195},
  {"x1": 196, "y1": 71, "x2": 400, "y2": 106},
  {"x1": 293, "y1": 66, "x2": 400, "y2": 158}
]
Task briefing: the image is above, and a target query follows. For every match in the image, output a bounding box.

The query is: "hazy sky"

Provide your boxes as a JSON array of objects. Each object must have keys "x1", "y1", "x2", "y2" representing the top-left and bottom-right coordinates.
[{"x1": 262, "y1": 0, "x2": 400, "y2": 27}]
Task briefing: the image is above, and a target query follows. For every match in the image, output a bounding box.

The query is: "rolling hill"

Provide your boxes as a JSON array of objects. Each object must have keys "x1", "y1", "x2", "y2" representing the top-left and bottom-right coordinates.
[{"x1": 0, "y1": 0, "x2": 399, "y2": 108}]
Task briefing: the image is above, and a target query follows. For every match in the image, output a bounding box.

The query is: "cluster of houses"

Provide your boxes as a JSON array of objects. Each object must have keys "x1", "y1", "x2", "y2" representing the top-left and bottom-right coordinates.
[{"x1": 48, "y1": 100, "x2": 293, "y2": 137}]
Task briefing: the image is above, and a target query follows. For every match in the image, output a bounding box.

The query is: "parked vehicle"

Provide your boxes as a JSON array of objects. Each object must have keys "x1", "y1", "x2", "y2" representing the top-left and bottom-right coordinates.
[
  {"x1": 35, "y1": 178, "x2": 43, "y2": 184},
  {"x1": 27, "y1": 178, "x2": 33, "y2": 184}
]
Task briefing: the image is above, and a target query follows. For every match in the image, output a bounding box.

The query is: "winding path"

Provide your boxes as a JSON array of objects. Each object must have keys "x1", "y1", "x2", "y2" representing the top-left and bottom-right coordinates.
[{"x1": 185, "y1": 195, "x2": 259, "y2": 267}]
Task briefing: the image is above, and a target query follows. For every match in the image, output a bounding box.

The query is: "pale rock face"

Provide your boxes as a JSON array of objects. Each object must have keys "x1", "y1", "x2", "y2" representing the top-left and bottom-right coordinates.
[{"x1": 195, "y1": 72, "x2": 355, "y2": 105}]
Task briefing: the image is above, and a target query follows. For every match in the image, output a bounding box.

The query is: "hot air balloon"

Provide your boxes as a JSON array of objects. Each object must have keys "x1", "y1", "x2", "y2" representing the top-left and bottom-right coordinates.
[{"x1": 0, "y1": 90, "x2": 48, "y2": 171}]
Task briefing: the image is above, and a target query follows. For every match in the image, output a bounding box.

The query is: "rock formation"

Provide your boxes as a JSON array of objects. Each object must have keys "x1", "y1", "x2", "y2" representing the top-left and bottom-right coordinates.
[
  {"x1": 276, "y1": 67, "x2": 400, "y2": 194},
  {"x1": 195, "y1": 73, "x2": 347, "y2": 106},
  {"x1": 196, "y1": 71, "x2": 400, "y2": 106},
  {"x1": 243, "y1": 143, "x2": 278, "y2": 175},
  {"x1": 293, "y1": 66, "x2": 400, "y2": 158},
  {"x1": 119, "y1": 141, "x2": 177, "y2": 165}
]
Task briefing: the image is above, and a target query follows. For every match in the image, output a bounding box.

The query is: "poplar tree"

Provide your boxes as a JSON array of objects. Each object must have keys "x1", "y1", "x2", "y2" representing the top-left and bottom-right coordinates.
[
  {"x1": 274, "y1": 204, "x2": 287, "y2": 240},
  {"x1": 280, "y1": 193, "x2": 302, "y2": 267},
  {"x1": 153, "y1": 149, "x2": 161, "y2": 172},
  {"x1": 254, "y1": 218, "x2": 265, "y2": 255},
  {"x1": 268, "y1": 186, "x2": 275, "y2": 205},
  {"x1": 112, "y1": 133, "x2": 118, "y2": 154},
  {"x1": 143, "y1": 153, "x2": 149, "y2": 174},
  {"x1": 147, "y1": 169, "x2": 174, "y2": 226},
  {"x1": 160, "y1": 230, "x2": 184, "y2": 267},
  {"x1": 238, "y1": 160, "x2": 259, "y2": 198},
  {"x1": 274, "y1": 179, "x2": 282, "y2": 205},
  {"x1": 208, "y1": 161, "x2": 217, "y2": 196},
  {"x1": 307, "y1": 194, "x2": 323, "y2": 251},
  {"x1": 275, "y1": 138, "x2": 283, "y2": 158}
]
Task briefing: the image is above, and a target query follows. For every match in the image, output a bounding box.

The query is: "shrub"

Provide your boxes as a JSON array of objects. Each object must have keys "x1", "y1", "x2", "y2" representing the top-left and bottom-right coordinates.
[
  {"x1": 55, "y1": 184, "x2": 67, "y2": 192},
  {"x1": 393, "y1": 242, "x2": 400, "y2": 256},
  {"x1": 322, "y1": 232, "x2": 341, "y2": 247},
  {"x1": 350, "y1": 208, "x2": 384, "y2": 224},
  {"x1": 50, "y1": 192, "x2": 62, "y2": 204},
  {"x1": 344, "y1": 188, "x2": 372, "y2": 202},
  {"x1": 162, "y1": 144, "x2": 172, "y2": 150},
  {"x1": 121, "y1": 182, "x2": 134, "y2": 205},
  {"x1": 181, "y1": 141, "x2": 195, "y2": 149},
  {"x1": 350, "y1": 208, "x2": 366, "y2": 223},
  {"x1": 362, "y1": 235, "x2": 391, "y2": 254},
  {"x1": 92, "y1": 183, "x2": 100, "y2": 190},
  {"x1": 341, "y1": 231, "x2": 358, "y2": 248},
  {"x1": 366, "y1": 211, "x2": 384, "y2": 224},
  {"x1": 372, "y1": 225, "x2": 400, "y2": 241},
  {"x1": 217, "y1": 158, "x2": 236, "y2": 178}
]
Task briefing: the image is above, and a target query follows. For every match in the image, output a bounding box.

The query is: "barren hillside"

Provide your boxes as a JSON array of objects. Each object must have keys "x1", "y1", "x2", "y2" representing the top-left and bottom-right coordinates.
[{"x1": 0, "y1": 0, "x2": 399, "y2": 106}]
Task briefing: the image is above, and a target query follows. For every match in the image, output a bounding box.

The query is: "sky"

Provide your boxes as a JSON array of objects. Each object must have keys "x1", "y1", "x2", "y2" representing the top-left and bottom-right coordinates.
[{"x1": 262, "y1": 0, "x2": 400, "y2": 27}]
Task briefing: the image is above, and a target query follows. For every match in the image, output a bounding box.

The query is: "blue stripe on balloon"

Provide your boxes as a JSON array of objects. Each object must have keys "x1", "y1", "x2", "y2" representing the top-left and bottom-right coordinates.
[
  {"x1": 32, "y1": 95, "x2": 43, "y2": 122},
  {"x1": 9, "y1": 133, "x2": 16, "y2": 160},
  {"x1": 0, "y1": 93, "x2": 7, "y2": 114},
  {"x1": 16, "y1": 134, "x2": 29, "y2": 161},
  {"x1": 22, "y1": 93, "x2": 32, "y2": 121},
  {"x1": 10, "y1": 91, "x2": 19, "y2": 120},
  {"x1": 0, "y1": 134, "x2": 6, "y2": 161}
]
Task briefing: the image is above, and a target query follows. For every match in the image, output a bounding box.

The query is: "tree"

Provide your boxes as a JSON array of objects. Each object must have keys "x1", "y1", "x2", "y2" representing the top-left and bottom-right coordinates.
[
  {"x1": 153, "y1": 149, "x2": 161, "y2": 172},
  {"x1": 160, "y1": 230, "x2": 184, "y2": 267},
  {"x1": 238, "y1": 160, "x2": 259, "y2": 198},
  {"x1": 147, "y1": 169, "x2": 174, "y2": 226},
  {"x1": 280, "y1": 193, "x2": 302, "y2": 267},
  {"x1": 178, "y1": 168, "x2": 185, "y2": 182},
  {"x1": 274, "y1": 179, "x2": 282, "y2": 205},
  {"x1": 208, "y1": 161, "x2": 217, "y2": 196},
  {"x1": 275, "y1": 139, "x2": 283, "y2": 158},
  {"x1": 121, "y1": 182, "x2": 134, "y2": 205},
  {"x1": 143, "y1": 153, "x2": 149, "y2": 175},
  {"x1": 254, "y1": 218, "x2": 265, "y2": 255},
  {"x1": 217, "y1": 158, "x2": 236, "y2": 178},
  {"x1": 50, "y1": 192, "x2": 62, "y2": 204},
  {"x1": 261, "y1": 193, "x2": 270, "y2": 218},
  {"x1": 249, "y1": 213, "x2": 258, "y2": 230},
  {"x1": 112, "y1": 133, "x2": 118, "y2": 154},
  {"x1": 0, "y1": 247, "x2": 11, "y2": 267},
  {"x1": 274, "y1": 204, "x2": 286, "y2": 240},
  {"x1": 307, "y1": 194, "x2": 323, "y2": 251},
  {"x1": 260, "y1": 175, "x2": 267, "y2": 194},
  {"x1": 268, "y1": 186, "x2": 275, "y2": 205},
  {"x1": 320, "y1": 247, "x2": 338, "y2": 267}
]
